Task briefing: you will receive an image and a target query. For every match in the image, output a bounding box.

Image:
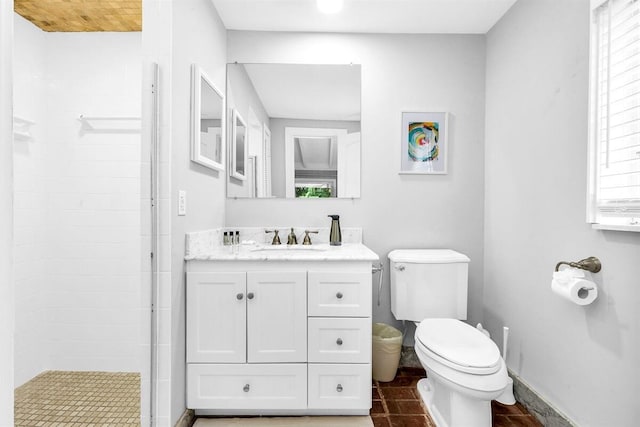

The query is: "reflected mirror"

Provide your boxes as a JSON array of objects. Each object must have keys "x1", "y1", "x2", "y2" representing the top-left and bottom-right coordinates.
[
  {"x1": 191, "y1": 64, "x2": 224, "y2": 171},
  {"x1": 231, "y1": 109, "x2": 247, "y2": 180},
  {"x1": 226, "y1": 63, "x2": 361, "y2": 199}
]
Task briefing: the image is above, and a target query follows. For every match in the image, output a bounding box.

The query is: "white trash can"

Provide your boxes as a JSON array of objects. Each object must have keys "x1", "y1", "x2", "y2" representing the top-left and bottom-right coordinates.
[{"x1": 372, "y1": 323, "x2": 403, "y2": 382}]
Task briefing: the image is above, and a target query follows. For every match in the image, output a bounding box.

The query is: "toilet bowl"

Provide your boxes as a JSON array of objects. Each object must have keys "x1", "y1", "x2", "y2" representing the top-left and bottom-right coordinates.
[{"x1": 414, "y1": 318, "x2": 509, "y2": 427}]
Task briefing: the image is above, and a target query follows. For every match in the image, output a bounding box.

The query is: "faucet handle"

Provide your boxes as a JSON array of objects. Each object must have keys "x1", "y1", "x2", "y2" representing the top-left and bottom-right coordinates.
[
  {"x1": 265, "y1": 229, "x2": 281, "y2": 245},
  {"x1": 302, "y1": 230, "x2": 319, "y2": 245}
]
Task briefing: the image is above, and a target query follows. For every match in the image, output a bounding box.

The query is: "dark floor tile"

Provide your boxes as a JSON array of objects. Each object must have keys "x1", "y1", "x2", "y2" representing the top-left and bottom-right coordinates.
[
  {"x1": 370, "y1": 400, "x2": 385, "y2": 415},
  {"x1": 372, "y1": 386, "x2": 381, "y2": 400},
  {"x1": 380, "y1": 386, "x2": 417, "y2": 400},
  {"x1": 397, "y1": 367, "x2": 426, "y2": 377},
  {"x1": 388, "y1": 415, "x2": 430, "y2": 427},
  {"x1": 491, "y1": 400, "x2": 528, "y2": 416},
  {"x1": 371, "y1": 415, "x2": 392, "y2": 427},
  {"x1": 424, "y1": 413, "x2": 437, "y2": 427},
  {"x1": 493, "y1": 414, "x2": 544, "y2": 427},
  {"x1": 378, "y1": 375, "x2": 420, "y2": 387},
  {"x1": 505, "y1": 415, "x2": 544, "y2": 427},
  {"x1": 386, "y1": 399, "x2": 425, "y2": 415}
]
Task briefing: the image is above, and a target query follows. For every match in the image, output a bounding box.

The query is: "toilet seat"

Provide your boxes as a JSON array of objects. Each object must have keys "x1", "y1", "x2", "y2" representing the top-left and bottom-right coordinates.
[{"x1": 416, "y1": 319, "x2": 501, "y2": 375}]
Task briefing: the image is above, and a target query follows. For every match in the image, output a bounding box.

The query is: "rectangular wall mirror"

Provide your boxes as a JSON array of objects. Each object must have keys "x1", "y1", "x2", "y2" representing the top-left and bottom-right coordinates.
[
  {"x1": 226, "y1": 63, "x2": 361, "y2": 199},
  {"x1": 191, "y1": 64, "x2": 225, "y2": 171},
  {"x1": 231, "y1": 108, "x2": 247, "y2": 180}
]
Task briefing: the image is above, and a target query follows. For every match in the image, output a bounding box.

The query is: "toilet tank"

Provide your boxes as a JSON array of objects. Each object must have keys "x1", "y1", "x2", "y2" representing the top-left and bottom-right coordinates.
[{"x1": 388, "y1": 249, "x2": 470, "y2": 321}]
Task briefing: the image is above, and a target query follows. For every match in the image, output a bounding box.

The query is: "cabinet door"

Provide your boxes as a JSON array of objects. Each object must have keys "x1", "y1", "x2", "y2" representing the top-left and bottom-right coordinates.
[
  {"x1": 187, "y1": 272, "x2": 246, "y2": 363},
  {"x1": 247, "y1": 271, "x2": 307, "y2": 363}
]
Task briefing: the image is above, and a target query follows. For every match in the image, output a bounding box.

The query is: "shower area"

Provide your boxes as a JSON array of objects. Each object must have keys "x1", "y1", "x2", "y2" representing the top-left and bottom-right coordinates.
[{"x1": 12, "y1": 6, "x2": 145, "y2": 426}]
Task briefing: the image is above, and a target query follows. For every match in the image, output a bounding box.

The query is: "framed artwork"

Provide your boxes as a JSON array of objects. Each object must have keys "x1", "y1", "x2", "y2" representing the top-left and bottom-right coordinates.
[{"x1": 400, "y1": 112, "x2": 448, "y2": 174}]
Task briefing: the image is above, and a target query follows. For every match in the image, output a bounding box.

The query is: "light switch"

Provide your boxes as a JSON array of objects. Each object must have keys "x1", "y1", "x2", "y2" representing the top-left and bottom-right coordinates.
[{"x1": 178, "y1": 190, "x2": 186, "y2": 216}]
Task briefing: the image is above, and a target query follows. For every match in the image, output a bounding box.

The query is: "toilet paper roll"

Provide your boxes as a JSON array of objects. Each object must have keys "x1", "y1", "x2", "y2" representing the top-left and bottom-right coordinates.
[{"x1": 551, "y1": 277, "x2": 598, "y2": 305}]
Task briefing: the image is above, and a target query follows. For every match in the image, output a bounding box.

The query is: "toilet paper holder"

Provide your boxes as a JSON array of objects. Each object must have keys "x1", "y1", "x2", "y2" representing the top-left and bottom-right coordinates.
[{"x1": 555, "y1": 256, "x2": 601, "y2": 273}]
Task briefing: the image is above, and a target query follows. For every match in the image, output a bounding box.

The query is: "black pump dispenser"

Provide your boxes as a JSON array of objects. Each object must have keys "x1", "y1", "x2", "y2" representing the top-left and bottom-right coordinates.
[{"x1": 328, "y1": 215, "x2": 342, "y2": 246}]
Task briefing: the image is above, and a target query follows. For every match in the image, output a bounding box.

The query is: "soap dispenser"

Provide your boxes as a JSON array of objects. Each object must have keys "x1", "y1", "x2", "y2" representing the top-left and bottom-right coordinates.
[{"x1": 328, "y1": 215, "x2": 342, "y2": 246}]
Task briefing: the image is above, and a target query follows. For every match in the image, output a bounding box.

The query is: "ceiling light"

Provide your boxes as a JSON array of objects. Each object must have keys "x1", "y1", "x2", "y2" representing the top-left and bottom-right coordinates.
[{"x1": 317, "y1": 0, "x2": 343, "y2": 14}]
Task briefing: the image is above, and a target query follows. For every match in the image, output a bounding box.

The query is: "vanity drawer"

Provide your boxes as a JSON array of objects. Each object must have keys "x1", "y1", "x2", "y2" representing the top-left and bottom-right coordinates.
[
  {"x1": 308, "y1": 317, "x2": 371, "y2": 363},
  {"x1": 187, "y1": 363, "x2": 307, "y2": 410},
  {"x1": 308, "y1": 363, "x2": 371, "y2": 410},
  {"x1": 308, "y1": 271, "x2": 371, "y2": 317}
]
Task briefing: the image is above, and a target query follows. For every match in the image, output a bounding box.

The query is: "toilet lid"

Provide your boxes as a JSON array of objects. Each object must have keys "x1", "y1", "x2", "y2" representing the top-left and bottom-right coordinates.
[{"x1": 416, "y1": 319, "x2": 501, "y2": 369}]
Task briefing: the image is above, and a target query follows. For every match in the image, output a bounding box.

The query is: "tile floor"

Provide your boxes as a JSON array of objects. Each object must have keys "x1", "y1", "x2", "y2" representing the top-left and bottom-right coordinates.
[
  {"x1": 371, "y1": 367, "x2": 542, "y2": 427},
  {"x1": 14, "y1": 370, "x2": 140, "y2": 427}
]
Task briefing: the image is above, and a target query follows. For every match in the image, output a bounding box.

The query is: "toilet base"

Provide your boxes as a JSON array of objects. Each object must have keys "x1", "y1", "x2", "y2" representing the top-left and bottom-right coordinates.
[{"x1": 417, "y1": 377, "x2": 492, "y2": 427}]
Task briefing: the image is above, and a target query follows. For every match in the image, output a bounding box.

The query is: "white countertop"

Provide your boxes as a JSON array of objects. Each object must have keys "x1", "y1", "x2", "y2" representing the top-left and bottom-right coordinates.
[{"x1": 185, "y1": 243, "x2": 379, "y2": 262}]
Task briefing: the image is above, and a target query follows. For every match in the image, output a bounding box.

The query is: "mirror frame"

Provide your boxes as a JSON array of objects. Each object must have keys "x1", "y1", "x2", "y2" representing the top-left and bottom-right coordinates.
[
  {"x1": 230, "y1": 108, "x2": 247, "y2": 181},
  {"x1": 190, "y1": 64, "x2": 225, "y2": 171}
]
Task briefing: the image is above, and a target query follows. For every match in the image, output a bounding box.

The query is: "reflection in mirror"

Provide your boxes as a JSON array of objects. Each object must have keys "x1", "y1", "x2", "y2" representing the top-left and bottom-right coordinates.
[
  {"x1": 226, "y1": 63, "x2": 361, "y2": 199},
  {"x1": 285, "y1": 127, "x2": 361, "y2": 198},
  {"x1": 231, "y1": 109, "x2": 247, "y2": 180},
  {"x1": 191, "y1": 64, "x2": 224, "y2": 171}
]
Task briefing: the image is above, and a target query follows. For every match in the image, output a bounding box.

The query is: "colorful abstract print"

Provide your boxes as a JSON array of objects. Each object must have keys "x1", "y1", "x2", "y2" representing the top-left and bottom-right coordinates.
[{"x1": 408, "y1": 121, "x2": 439, "y2": 162}]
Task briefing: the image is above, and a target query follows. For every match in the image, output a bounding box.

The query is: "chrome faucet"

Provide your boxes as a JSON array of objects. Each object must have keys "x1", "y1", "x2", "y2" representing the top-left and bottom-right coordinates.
[
  {"x1": 287, "y1": 228, "x2": 298, "y2": 245},
  {"x1": 265, "y1": 229, "x2": 281, "y2": 245}
]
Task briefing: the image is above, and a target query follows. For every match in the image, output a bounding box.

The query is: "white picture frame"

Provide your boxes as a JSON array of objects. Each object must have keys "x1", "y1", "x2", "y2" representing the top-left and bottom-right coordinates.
[{"x1": 400, "y1": 111, "x2": 449, "y2": 175}]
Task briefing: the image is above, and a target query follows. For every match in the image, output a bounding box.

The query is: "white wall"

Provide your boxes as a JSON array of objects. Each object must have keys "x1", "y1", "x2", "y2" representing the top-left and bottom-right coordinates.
[
  {"x1": 12, "y1": 17, "x2": 142, "y2": 380},
  {"x1": 484, "y1": 0, "x2": 640, "y2": 425},
  {"x1": 0, "y1": 0, "x2": 14, "y2": 424},
  {"x1": 12, "y1": 14, "x2": 47, "y2": 386},
  {"x1": 226, "y1": 31, "x2": 487, "y2": 336},
  {"x1": 170, "y1": 0, "x2": 227, "y2": 424}
]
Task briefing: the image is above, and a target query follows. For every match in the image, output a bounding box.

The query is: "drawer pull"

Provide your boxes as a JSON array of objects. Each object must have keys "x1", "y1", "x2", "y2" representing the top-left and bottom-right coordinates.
[
  {"x1": 247, "y1": 292, "x2": 255, "y2": 300},
  {"x1": 336, "y1": 292, "x2": 343, "y2": 299},
  {"x1": 236, "y1": 293, "x2": 244, "y2": 300},
  {"x1": 336, "y1": 384, "x2": 343, "y2": 393},
  {"x1": 243, "y1": 384, "x2": 250, "y2": 392},
  {"x1": 336, "y1": 338, "x2": 343, "y2": 345}
]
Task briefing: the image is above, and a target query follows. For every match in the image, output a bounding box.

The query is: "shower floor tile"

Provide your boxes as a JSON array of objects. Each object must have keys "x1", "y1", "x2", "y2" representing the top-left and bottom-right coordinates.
[
  {"x1": 371, "y1": 367, "x2": 542, "y2": 427},
  {"x1": 14, "y1": 370, "x2": 140, "y2": 426}
]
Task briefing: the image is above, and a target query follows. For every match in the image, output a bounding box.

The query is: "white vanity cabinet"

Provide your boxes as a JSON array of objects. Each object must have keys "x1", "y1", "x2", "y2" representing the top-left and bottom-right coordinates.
[{"x1": 186, "y1": 255, "x2": 376, "y2": 416}]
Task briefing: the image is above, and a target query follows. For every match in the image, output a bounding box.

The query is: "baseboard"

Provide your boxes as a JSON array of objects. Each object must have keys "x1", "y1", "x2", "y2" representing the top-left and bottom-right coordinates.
[
  {"x1": 509, "y1": 370, "x2": 577, "y2": 427},
  {"x1": 400, "y1": 345, "x2": 576, "y2": 427},
  {"x1": 399, "y1": 345, "x2": 422, "y2": 368},
  {"x1": 175, "y1": 409, "x2": 196, "y2": 427}
]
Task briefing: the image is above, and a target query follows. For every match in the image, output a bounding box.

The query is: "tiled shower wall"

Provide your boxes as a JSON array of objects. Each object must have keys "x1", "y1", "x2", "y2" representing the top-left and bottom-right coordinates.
[
  {"x1": 13, "y1": 14, "x2": 142, "y2": 384},
  {"x1": 13, "y1": 14, "x2": 47, "y2": 387}
]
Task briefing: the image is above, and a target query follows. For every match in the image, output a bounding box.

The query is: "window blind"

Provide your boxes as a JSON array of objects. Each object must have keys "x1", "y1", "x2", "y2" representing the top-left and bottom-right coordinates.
[{"x1": 591, "y1": 0, "x2": 640, "y2": 220}]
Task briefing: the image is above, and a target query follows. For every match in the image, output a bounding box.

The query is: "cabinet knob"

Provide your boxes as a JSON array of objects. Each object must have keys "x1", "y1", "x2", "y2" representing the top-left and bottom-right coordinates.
[
  {"x1": 247, "y1": 292, "x2": 255, "y2": 300},
  {"x1": 336, "y1": 292, "x2": 343, "y2": 299},
  {"x1": 243, "y1": 384, "x2": 250, "y2": 392},
  {"x1": 336, "y1": 338, "x2": 343, "y2": 345},
  {"x1": 336, "y1": 384, "x2": 343, "y2": 393},
  {"x1": 236, "y1": 293, "x2": 244, "y2": 300}
]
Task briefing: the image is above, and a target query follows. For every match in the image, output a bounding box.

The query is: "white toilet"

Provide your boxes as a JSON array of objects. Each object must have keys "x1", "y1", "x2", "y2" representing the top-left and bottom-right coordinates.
[{"x1": 388, "y1": 249, "x2": 508, "y2": 427}]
